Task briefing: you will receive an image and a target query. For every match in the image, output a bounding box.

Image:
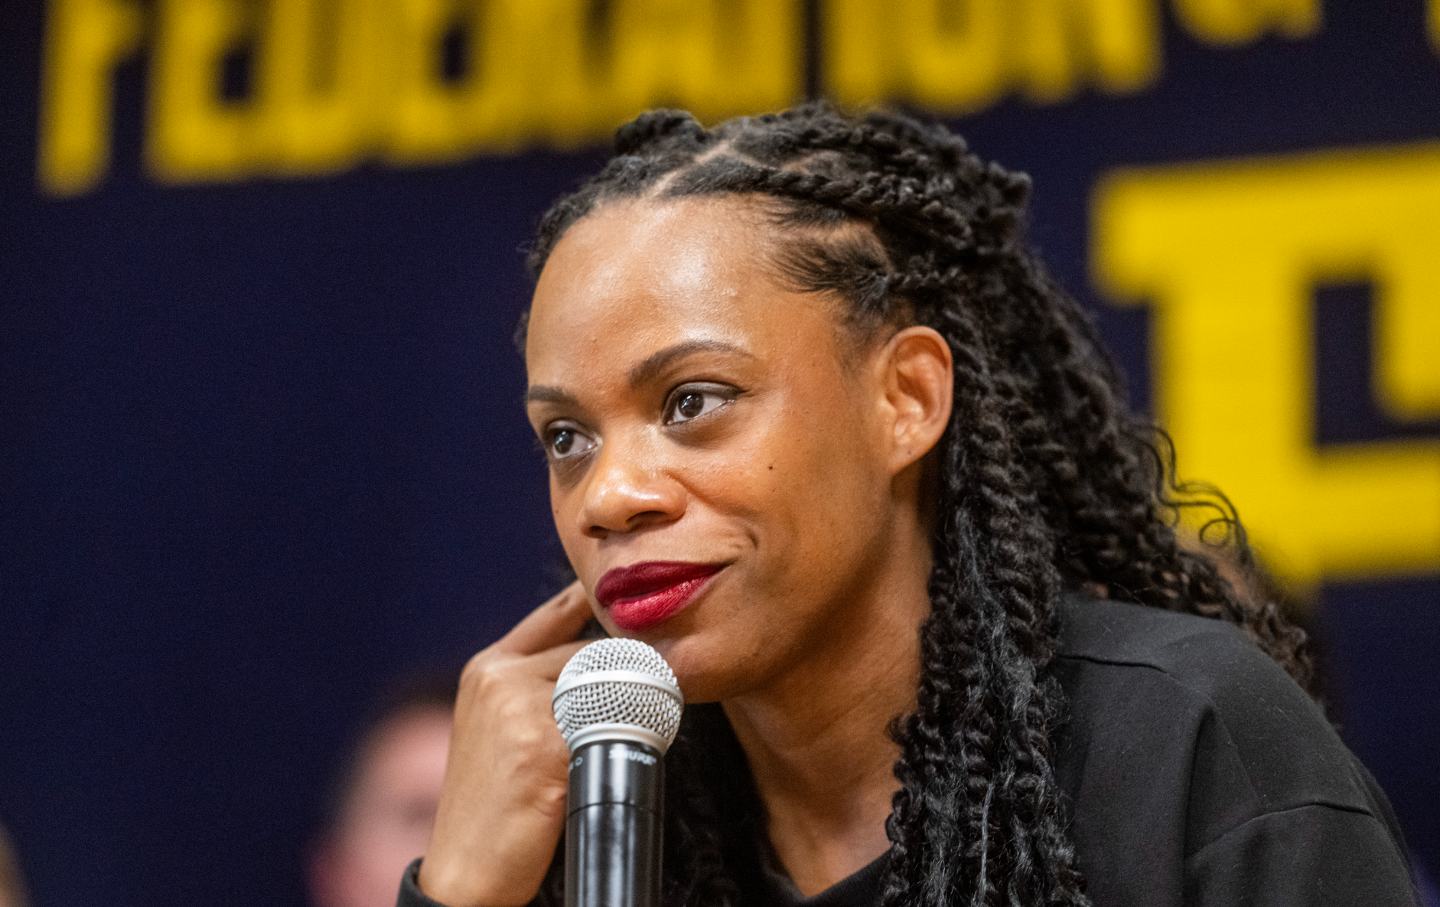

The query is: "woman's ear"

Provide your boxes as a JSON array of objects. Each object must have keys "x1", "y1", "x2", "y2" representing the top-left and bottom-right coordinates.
[{"x1": 876, "y1": 325, "x2": 953, "y2": 475}]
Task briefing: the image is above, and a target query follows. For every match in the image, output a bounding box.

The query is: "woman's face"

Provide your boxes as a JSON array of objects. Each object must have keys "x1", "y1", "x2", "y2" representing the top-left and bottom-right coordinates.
[{"x1": 525, "y1": 196, "x2": 925, "y2": 702}]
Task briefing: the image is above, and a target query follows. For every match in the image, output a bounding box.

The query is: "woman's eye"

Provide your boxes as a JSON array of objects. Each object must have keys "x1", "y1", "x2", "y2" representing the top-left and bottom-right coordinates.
[
  {"x1": 545, "y1": 425, "x2": 595, "y2": 460},
  {"x1": 664, "y1": 386, "x2": 735, "y2": 425}
]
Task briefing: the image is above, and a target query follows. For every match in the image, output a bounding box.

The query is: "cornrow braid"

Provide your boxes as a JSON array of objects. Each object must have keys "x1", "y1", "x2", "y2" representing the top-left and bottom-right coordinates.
[{"x1": 524, "y1": 101, "x2": 1311, "y2": 906}]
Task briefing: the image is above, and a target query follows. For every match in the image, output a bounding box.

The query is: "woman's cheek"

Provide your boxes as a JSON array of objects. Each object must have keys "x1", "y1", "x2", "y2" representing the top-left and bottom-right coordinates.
[{"x1": 551, "y1": 497, "x2": 593, "y2": 576}]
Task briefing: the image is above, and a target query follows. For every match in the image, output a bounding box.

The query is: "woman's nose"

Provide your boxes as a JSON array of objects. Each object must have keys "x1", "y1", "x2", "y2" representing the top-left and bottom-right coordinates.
[{"x1": 577, "y1": 438, "x2": 684, "y2": 539}]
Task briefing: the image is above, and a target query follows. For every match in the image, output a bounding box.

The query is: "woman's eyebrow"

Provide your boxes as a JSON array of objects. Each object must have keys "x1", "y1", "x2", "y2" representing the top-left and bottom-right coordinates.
[
  {"x1": 524, "y1": 385, "x2": 578, "y2": 407},
  {"x1": 626, "y1": 339, "x2": 753, "y2": 388},
  {"x1": 524, "y1": 340, "x2": 752, "y2": 407}
]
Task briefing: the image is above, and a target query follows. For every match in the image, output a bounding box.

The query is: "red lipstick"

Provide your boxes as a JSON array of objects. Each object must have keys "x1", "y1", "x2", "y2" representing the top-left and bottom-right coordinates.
[{"x1": 595, "y1": 561, "x2": 724, "y2": 632}]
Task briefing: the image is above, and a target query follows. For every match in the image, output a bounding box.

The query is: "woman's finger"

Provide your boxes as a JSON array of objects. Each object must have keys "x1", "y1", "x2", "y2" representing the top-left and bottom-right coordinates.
[
  {"x1": 490, "y1": 580, "x2": 593, "y2": 655},
  {"x1": 520, "y1": 638, "x2": 594, "y2": 680}
]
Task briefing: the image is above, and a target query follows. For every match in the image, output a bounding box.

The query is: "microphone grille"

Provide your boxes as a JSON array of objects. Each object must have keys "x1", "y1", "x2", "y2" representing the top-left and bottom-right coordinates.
[{"x1": 552, "y1": 638, "x2": 683, "y2": 754}]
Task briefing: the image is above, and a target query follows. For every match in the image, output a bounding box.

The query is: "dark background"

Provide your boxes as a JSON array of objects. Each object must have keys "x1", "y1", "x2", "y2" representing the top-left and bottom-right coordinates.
[{"x1": 2, "y1": 1, "x2": 1438, "y2": 903}]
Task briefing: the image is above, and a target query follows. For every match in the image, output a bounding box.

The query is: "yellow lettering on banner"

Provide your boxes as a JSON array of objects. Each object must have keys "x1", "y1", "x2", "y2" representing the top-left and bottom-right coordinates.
[
  {"x1": 386, "y1": 0, "x2": 605, "y2": 162},
  {"x1": 385, "y1": 0, "x2": 477, "y2": 163},
  {"x1": 894, "y1": 0, "x2": 1006, "y2": 113},
  {"x1": 1015, "y1": 0, "x2": 1082, "y2": 103},
  {"x1": 727, "y1": 0, "x2": 804, "y2": 118},
  {"x1": 822, "y1": 0, "x2": 891, "y2": 107},
  {"x1": 1086, "y1": 0, "x2": 1160, "y2": 92},
  {"x1": 608, "y1": 0, "x2": 724, "y2": 118},
  {"x1": 825, "y1": 0, "x2": 1158, "y2": 114},
  {"x1": 1173, "y1": 0, "x2": 1321, "y2": 46},
  {"x1": 1373, "y1": 201, "x2": 1440, "y2": 419},
  {"x1": 255, "y1": 0, "x2": 381, "y2": 175},
  {"x1": 480, "y1": 0, "x2": 597, "y2": 148},
  {"x1": 1094, "y1": 145, "x2": 1440, "y2": 587},
  {"x1": 1015, "y1": 0, "x2": 1161, "y2": 102},
  {"x1": 604, "y1": 0, "x2": 800, "y2": 128},
  {"x1": 38, "y1": 0, "x2": 145, "y2": 196},
  {"x1": 148, "y1": 0, "x2": 254, "y2": 181}
]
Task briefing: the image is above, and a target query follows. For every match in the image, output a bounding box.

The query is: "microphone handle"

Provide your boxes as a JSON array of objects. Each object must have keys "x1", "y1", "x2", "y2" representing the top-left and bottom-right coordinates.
[{"x1": 564, "y1": 739, "x2": 664, "y2": 907}]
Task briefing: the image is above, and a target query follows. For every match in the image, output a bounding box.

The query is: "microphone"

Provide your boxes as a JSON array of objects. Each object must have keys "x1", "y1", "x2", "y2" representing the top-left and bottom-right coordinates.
[{"x1": 551, "y1": 638, "x2": 684, "y2": 907}]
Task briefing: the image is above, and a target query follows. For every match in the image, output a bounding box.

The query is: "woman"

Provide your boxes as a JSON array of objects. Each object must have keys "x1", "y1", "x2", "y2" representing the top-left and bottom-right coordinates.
[{"x1": 402, "y1": 103, "x2": 1416, "y2": 906}]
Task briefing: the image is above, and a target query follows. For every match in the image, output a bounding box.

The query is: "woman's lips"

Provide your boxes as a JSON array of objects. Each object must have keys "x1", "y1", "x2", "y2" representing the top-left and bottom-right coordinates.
[{"x1": 595, "y1": 561, "x2": 725, "y2": 632}]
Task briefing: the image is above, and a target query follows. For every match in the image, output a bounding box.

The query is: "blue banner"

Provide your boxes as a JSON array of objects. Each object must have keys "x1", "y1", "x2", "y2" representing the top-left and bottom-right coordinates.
[{"x1": 2, "y1": 1, "x2": 1437, "y2": 903}]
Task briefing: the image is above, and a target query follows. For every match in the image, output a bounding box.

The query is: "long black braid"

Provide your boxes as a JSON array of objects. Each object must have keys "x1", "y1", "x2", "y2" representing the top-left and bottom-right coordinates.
[{"x1": 523, "y1": 102, "x2": 1311, "y2": 906}]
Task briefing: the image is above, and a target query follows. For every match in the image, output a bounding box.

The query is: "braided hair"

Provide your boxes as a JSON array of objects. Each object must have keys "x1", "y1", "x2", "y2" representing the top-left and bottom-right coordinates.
[{"x1": 524, "y1": 102, "x2": 1311, "y2": 906}]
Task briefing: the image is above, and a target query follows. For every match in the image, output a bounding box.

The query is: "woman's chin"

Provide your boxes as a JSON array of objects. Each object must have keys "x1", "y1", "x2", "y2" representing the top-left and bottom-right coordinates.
[{"x1": 644, "y1": 633, "x2": 753, "y2": 706}]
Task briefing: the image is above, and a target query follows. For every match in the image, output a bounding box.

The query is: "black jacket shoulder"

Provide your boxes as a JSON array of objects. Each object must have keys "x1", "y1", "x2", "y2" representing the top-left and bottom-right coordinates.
[
  {"x1": 1056, "y1": 595, "x2": 1366, "y2": 815},
  {"x1": 1052, "y1": 595, "x2": 1417, "y2": 905}
]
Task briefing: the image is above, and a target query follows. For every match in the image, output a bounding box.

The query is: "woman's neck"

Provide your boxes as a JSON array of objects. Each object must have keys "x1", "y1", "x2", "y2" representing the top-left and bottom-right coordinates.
[{"x1": 721, "y1": 515, "x2": 930, "y2": 896}]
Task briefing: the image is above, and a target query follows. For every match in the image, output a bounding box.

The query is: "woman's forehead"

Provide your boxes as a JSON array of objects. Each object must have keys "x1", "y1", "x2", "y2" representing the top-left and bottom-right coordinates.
[
  {"x1": 537, "y1": 197, "x2": 766, "y2": 295},
  {"x1": 524, "y1": 196, "x2": 851, "y2": 384},
  {"x1": 530, "y1": 200, "x2": 779, "y2": 342}
]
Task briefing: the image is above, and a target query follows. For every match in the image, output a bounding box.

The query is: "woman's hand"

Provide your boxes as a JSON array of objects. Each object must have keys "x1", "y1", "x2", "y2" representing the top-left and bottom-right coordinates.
[{"x1": 417, "y1": 582, "x2": 593, "y2": 907}]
